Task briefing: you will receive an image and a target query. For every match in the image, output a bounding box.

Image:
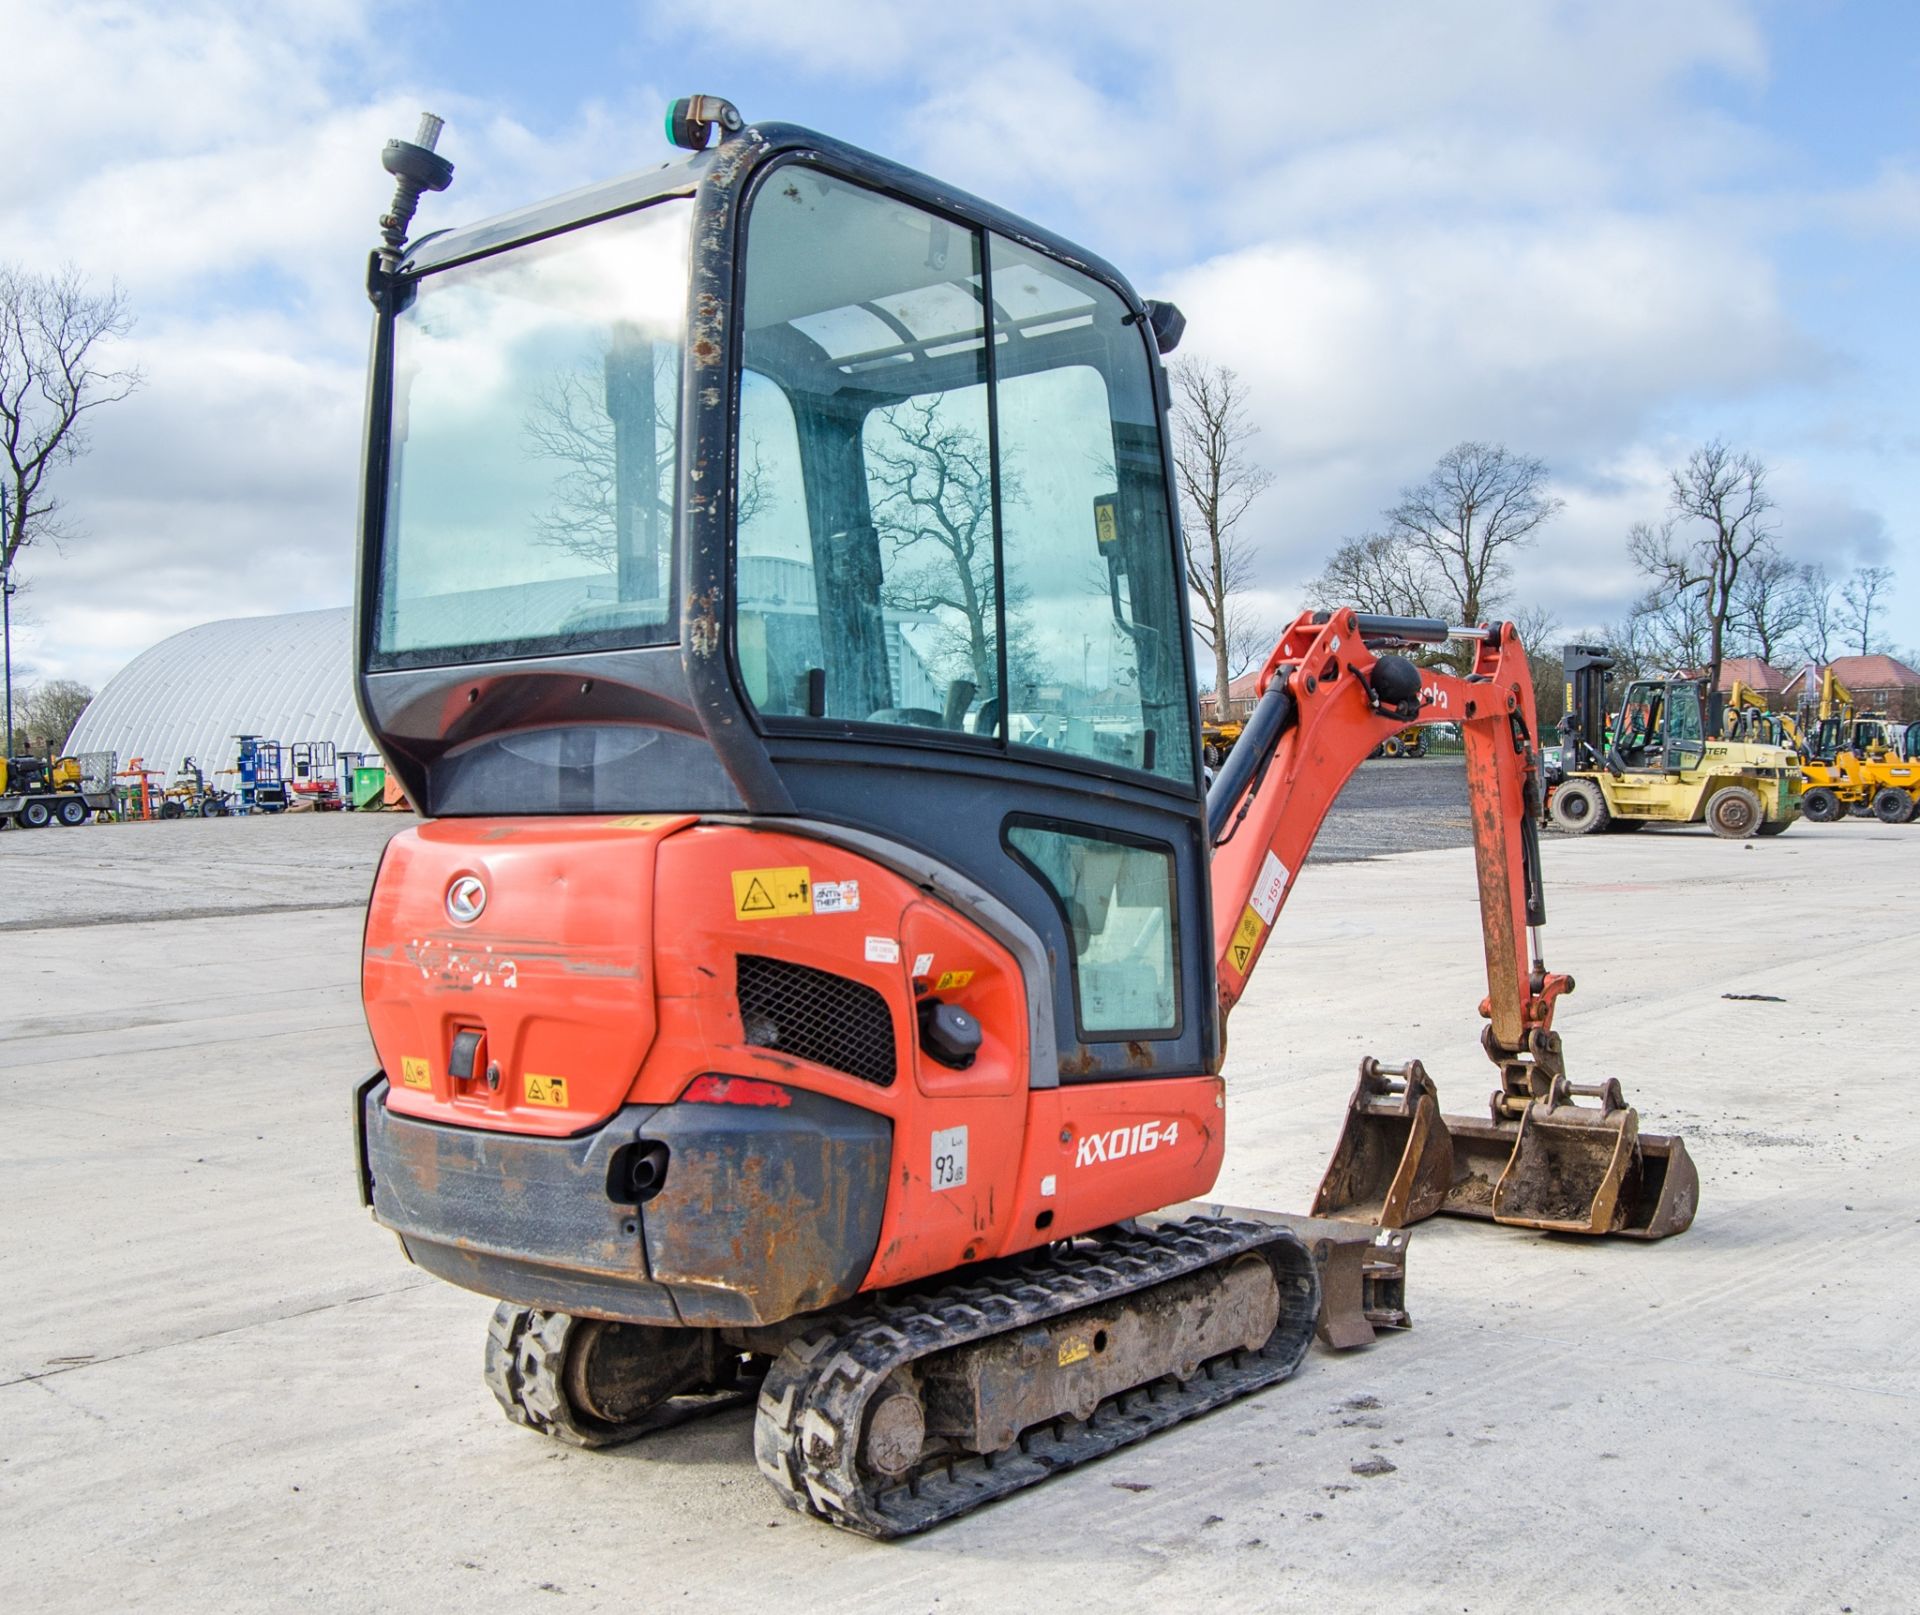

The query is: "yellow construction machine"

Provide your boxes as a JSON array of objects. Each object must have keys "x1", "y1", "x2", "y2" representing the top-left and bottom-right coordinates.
[
  {"x1": 1723, "y1": 681, "x2": 1804, "y2": 752},
  {"x1": 1546, "y1": 647, "x2": 1799, "y2": 837},
  {"x1": 0, "y1": 752, "x2": 115, "y2": 828},
  {"x1": 1200, "y1": 719, "x2": 1244, "y2": 768},
  {"x1": 1370, "y1": 724, "x2": 1430, "y2": 758},
  {"x1": 1798, "y1": 669, "x2": 1920, "y2": 824}
]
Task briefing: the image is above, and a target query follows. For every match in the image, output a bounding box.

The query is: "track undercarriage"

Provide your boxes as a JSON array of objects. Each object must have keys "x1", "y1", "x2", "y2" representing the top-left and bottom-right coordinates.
[{"x1": 485, "y1": 1214, "x2": 1402, "y2": 1536}]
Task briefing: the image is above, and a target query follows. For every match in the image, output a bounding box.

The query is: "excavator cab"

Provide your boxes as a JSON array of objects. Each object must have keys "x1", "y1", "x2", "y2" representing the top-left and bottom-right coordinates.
[{"x1": 360, "y1": 106, "x2": 1217, "y2": 1094}]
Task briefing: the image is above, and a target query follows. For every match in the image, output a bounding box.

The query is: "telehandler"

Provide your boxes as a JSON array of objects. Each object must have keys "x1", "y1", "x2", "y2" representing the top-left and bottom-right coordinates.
[
  {"x1": 1547, "y1": 645, "x2": 1799, "y2": 836},
  {"x1": 1723, "y1": 681, "x2": 1803, "y2": 753},
  {"x1": 350, "y1": 103, "x2": 1697, "y2": 1537}
]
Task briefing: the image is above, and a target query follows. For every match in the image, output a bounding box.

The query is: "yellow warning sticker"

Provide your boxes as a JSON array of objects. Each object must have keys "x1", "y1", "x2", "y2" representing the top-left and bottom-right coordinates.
[
  {"x1": 1058, "y1": 1336, "x2": 1092, "y2": 1366},
  {"x1": 731, "y1": 866, "x2": 812, "y2": 920},
  {"x1": 935, "y1": 969, "x2": 974, "y2": 991},
  {"x1": 1093, "y1": 493, "x2": 1119, "y2": 546},
  {"x1": 524, "y1": 1073, "x2": 569, "y2": 1108},
  {"x1": 608, "y1": 815, "x2": 676, "y2": 831},
  {"x1": 399, "y1": 1056, "x2": 432, "y2": 1091},
  {"x1": 1229, "y1": 906, "x2": 1265, "y2": 975}
]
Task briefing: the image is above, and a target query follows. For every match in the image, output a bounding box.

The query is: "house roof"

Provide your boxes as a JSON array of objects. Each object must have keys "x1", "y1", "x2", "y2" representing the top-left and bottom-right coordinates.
[
  {"x1": 1830, "y1": 654, "x2": 1920, "y2": 688},
  {"x1": 1706, "y1": 657, "x2": 1790, "y2": 693},
  {"x1": 1200, "y1": 671, "x2": 1263, "y2": 711},
  {"x1": 1781, "y1": 654, "x2": 1920, "y2": 699}
]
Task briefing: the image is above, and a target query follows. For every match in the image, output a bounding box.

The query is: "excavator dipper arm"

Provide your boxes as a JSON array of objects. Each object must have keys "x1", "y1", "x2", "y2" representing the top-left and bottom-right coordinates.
[{"x1": 1206, "y1": 608, "x2": 1697, "y2": 1240}]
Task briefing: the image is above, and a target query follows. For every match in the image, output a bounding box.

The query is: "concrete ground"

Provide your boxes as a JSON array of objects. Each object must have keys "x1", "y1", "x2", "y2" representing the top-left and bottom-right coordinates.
[{"x1": 2, "y1": 802, "x2": 1915, "y2": 1612}]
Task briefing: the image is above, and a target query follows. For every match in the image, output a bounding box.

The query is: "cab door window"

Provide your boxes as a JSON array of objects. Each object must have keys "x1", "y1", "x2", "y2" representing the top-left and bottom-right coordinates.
[
  {"x1": 988, "y1": 235, "x2": 1192, "y2": 782},
  {"x1": 736, "y1": 171, "x2": 994, "y2": 737},
  {"x1": 732, "y1": 167, "x2": 1194, "y2": 785},
  {"x1": 1005, "y1": 819, "x2": 1179, "y2": 1037}
]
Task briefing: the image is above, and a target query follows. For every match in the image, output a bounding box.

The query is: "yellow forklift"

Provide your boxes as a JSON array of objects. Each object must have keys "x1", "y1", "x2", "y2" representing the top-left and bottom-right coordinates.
[{"x1": 1546, "y1": 646, "x2": 1800, "y2": 837}]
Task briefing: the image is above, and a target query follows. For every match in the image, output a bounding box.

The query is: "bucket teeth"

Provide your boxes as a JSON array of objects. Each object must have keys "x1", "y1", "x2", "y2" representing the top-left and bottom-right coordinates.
[{"x1": 1313, "y1": 1058, "x2": 1698, "y2": 1241}]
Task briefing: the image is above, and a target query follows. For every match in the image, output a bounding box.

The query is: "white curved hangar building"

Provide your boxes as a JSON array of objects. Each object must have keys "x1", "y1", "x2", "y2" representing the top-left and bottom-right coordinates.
[{"x1": 65, "y1": 607, "x2": 374, "y2": 774}]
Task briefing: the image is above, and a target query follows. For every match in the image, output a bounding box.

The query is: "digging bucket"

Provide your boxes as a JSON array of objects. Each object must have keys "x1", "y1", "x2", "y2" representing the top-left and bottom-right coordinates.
[
  {"x1": 1489, "y1": 1077, "x2": 1640, "y2": 1234},
  {"x1": 1311, "y1": 1059, "x2": 1455, "y2": 1229}
]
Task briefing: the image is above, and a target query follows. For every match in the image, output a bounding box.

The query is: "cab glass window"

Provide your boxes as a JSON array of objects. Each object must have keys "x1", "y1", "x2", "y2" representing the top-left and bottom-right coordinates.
[
  {"x1": 736, "y1": 171, "x2": 995, "y2": 736},
  {"x1": 733, "y1": 167, "x2": 1194, "y2": 785},
  {"x1": 989, "y1": 236, "x2": 1192, "y2": 781},
  {"x1": 375, "y1": 200, "x2": 690, "y2": 667},
  {"x1": 1006, "y1": 820, "x2": 1178, "y2": 1035}
]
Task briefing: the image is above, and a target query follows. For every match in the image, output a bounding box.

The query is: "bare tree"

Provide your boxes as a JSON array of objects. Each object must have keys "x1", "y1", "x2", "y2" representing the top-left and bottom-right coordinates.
[
  {"x1": 1594, "y1": 609, "x2": 1663, "y2": 683},
  {"x1": 866, "y1": 397, "x2": 1014, "y2": 697},
  {"x1": 18, "y1": 677, "x2": 93, "y2": 753},
  {"x1": 1306, "y1": 531, "x2": 1439, "y2": 621},
  {"x1": 1621, "y1": 548, "x2": 1714, "y2": 673},
  {"x1": 1839, "y1": 564, "x2": 1895, "y2": 656},
  {"x1": 1727, "y1": 544, "x2": 1807, "y2": 665},
  {"x1": 1627, "y1": 440, "x2": 1774, "y2": 691},
  {"x1": 1510, "y1": 603, "x2": 1565, "y2": 728},
  {"x1": 1170, "y1": 359, "x2": 1273, "y2": 701},
  {"x1": 1795, "y1": 563, "x2": 1839, "y2": 665},
  {"x1": 1385, "y1": 441, "x2": 1564, "y2": 665},
  {"x1": 0, "y1": 265, "x2": 140, "y2": 579}
]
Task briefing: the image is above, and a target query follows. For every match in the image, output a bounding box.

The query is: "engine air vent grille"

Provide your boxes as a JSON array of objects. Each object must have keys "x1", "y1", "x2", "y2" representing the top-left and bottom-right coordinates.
[{"x1": 736, "y1": 954, "x2": 898, "y2": 1087}]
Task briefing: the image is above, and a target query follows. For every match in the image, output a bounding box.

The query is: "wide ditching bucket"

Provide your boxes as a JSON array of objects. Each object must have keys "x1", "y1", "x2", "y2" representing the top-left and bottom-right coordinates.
[{"x1": 1312, "y1": 1059, "x2": 1698, "y2": 1241}]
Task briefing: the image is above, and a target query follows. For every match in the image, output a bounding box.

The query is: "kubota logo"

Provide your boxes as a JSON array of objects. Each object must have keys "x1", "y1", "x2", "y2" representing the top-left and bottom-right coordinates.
[
  {"x1": 445, "y1": 874, "x2": 487, "y2": 924},
  {"x1": 1420, "y1": 682, "x2": 1450, "y2": 711},
  {"x1": 1074, "y1": 1120, "x2": 1180, "y2": 1168}
]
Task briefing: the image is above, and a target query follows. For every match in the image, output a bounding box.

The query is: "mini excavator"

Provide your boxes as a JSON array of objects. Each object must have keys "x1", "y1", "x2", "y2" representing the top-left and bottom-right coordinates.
[{"x1": 351, "y1": 102, "x2": 1697, "y2": 1537}]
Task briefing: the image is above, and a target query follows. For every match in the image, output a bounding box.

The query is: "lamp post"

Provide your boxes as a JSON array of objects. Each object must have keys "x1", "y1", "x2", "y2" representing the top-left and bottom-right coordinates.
[{"x1": 0, "y1": 484, "x2": 12, "y2": 758}]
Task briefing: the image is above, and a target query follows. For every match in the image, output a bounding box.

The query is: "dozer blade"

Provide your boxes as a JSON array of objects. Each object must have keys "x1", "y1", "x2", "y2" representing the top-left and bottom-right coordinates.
[
  {"x1": 1314, "y1": 1060, "x2": 1699, "y2": 1240},
  {"x1": 1146, "y1": 1202, "x2": 1412, "y2": 1349},
  {"x1": 1309, "y1": 1058, "x2": 1454, "y2": 1228}
]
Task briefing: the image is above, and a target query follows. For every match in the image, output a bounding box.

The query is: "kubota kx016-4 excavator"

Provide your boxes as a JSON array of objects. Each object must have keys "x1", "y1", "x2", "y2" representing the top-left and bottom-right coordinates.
[{"x1": 351, "y1": 102, "x2": 1698, "y2": 1537}]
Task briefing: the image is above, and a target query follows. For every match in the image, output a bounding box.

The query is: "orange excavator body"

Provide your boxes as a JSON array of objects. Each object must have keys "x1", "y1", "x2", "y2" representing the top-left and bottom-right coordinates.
[{"x1": 349, "y1": 100, "x2": 1695, "y2": 1535}]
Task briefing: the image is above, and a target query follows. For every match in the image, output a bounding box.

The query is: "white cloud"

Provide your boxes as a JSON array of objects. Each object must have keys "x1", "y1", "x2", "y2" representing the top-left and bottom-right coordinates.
[
  {"x1": 1, "y1": 2, "x2": 675, "y2": 688},
  {"x1": 6, "y1": 0, "x2": 1917, "y2": 695}
]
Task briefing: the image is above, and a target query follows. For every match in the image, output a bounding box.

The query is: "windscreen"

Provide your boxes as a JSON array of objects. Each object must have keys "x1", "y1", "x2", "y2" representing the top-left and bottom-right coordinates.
[{"x1": 372, "y1": 200, "x2": 692, "y2": 668}]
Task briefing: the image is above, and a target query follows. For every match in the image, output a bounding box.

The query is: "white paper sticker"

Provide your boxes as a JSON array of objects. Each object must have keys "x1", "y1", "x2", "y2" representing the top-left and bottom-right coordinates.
[
  {"x1": 1249, "y1": 850, "x2": 1290, "y2": 924},
  {"x1": 812, "y1": 879, "x2": 860, "y2": 914},
  {"x1": 931, "y1": 1125, "x2": 968, "y2": 1191},
  {"x1": 1039, "y1": 1174, "x2": 1057, "y2": 1198},
  {"x1": 912, "y1": 951, "x2": 935, "y2": 978},
  {"x1": 865, "y1": 936, "x2": 901, "y2": 964}
]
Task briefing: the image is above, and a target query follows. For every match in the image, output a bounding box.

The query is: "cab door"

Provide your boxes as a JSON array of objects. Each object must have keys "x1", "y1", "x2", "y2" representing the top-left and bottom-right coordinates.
[{"x1": 728, "y1": 161, "x2": 1213, "y2": 1086}]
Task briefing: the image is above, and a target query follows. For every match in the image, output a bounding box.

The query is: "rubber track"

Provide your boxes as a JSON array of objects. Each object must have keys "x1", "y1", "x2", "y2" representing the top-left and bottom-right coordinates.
[
  {"x1": 753, "y1": 1217, "x2": 1320, "y2": 1537},
  {"x1": 484, "y1": 1304, "x2": 754, "y2": 1448}
]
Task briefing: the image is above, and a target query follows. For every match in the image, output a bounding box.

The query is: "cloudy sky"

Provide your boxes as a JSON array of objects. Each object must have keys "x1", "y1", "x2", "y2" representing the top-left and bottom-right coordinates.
[{"x1": 4, "y1": 0, "x2": 1915, "y2": 689}]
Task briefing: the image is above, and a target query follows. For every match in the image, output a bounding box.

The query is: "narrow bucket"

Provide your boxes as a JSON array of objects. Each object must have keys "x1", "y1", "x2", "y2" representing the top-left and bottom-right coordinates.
[
  {"x1": 1311, "y1": 1059, "x2": 1454, "y2": 1229},
  {"x1": 1490, "y1": 1079, "x2": 1637, "y2": 1234}
]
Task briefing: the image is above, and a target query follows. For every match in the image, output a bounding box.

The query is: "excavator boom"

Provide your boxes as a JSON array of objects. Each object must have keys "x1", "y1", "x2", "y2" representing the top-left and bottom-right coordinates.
[{"x1": 1208, "y1": 609, "x2": 1697, "y2": 1239}]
